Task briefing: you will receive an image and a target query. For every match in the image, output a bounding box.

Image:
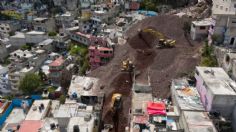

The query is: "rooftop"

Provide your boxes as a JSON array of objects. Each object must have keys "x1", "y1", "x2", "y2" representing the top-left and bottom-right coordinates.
[
  {"x1": 2, "y1": 108, "x2": 26, "y2": 131},
  {"x1": 89, "y1": 46, "x2": 113, "y2": 51},
  {"x1": 171, "y1": 79, "x2": 205, "y2": 111},
  {"x1": 49, "y1": 56, "x2": 64, "y2": 67},
  {"x1": 38, "y1": 39, "x2": 54, "y2": 46},
  {"x1": 76, "y1": 32, "x2": 91, "y2": 39},
  {"x1": 20, "y1": 67, "x2": 34, "y2": 73},
  {"x1": 25, "y1": 100, "x2": 51, "y2": 120},
  {"x1": 53, "y1": 103, "x2": 93, "y2": 118},
  {"x1": 18, "y1": 120, "x2": 42, "y2": 132},
  {"x1": 182, "y1": 111, "x2": 217, "y2": 132},
  {"x1": 67, "y1": 116, "x2": 95, "y2": 132},
  {"x1": 34, "y1": 17, "x2": 48, "y2": 21},
  {"x1": 68, "y1": 76, "x2": 101, "y2": 97},
  {"x1": 196, "y1": 67, "x2": 236, "y2": 95},
  {"x1": 132, "y1": 92, "x2": 152, "y2": 114},
  {"x1": 192, "y1": 18, "x2": 213, "y2": 26},
  {"x1": 41, "y1": 118, "x2": 60, "y2": 132},
  {"x1": 10, "y1": 32, "x2": 25, "y2": 38},
  {"x1": 26, "y1": 31, "x2": 45, "y2": 35}
]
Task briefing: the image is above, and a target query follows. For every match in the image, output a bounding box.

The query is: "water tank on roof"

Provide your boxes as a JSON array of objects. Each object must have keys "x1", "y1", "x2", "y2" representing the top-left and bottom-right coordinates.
[
  {"x1": 83, "y1": 82, "x2": 93, "y2": 91},
  {"x1": 84, "y1": 114, "x2": 91, "y2": 122}
]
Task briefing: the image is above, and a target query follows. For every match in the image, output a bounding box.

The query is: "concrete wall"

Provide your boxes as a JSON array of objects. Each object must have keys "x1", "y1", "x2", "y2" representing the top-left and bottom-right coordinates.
[
  {"x1": 190, "y1": 24, "x2": 210, "y2": 40},
  {"x1": 195, "y1": 73, "x2": 214, "y2": 111},
  {"x1": 212, "y1": 95, "x2": 236, "y2": 119},
  {"x1": 25, "y1": 34, "x2": 48, "y2": 44},
  {"x1": 0, "y1": 44, "x2": 8, "y2": 62}
]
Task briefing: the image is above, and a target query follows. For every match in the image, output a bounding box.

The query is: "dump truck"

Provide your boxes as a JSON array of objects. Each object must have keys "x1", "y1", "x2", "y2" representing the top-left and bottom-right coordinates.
[
  {"x1": 139, "y1": 28, "x2": 176, "y2": 48},
  {"x1": 121, "y1": 59, "x2": 134, "y2": 72}
]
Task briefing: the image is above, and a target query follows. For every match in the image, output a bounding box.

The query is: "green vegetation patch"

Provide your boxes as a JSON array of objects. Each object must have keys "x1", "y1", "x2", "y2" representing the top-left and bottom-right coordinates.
[{"x1": 200, "y1": 42, "x2": 218, "y2": 67}]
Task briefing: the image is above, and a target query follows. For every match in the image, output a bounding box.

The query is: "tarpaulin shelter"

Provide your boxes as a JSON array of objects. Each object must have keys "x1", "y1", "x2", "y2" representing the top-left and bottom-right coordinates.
[{"x1": 147, "y1": 102, "x2": 166, "y2": 115}]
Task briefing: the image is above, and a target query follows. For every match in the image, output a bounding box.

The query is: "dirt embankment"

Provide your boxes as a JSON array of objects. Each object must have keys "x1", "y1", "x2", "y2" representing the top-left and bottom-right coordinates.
[{"x1": 89, "y1": 15, "x2": 202, "y2": 132}]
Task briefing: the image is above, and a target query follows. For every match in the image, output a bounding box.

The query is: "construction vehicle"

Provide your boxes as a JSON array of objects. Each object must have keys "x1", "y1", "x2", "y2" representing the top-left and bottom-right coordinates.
[
  {"x1": 139, "y1": 28, "x2": 176, "y2": 48},
  {"x1": 121, "y1": 59, "x2": 134, "y2": 72},
  {"x1": 111, "y1": 93, "x2": 122, "y2": 113}
]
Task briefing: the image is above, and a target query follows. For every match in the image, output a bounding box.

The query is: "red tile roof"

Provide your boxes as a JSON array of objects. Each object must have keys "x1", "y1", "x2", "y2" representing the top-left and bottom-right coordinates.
[
  {"x1": 49, "y1": 56, "x2": 64, "y2": 67},
  {"x1": 19, "y1": 120, "x2": 42, "y2": 132}
]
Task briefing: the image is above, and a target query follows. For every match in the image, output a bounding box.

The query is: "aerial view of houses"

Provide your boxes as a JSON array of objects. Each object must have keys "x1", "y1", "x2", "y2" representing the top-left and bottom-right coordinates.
[{"x1": 1, "y1": 0, "x2": 236, "y2": 132}]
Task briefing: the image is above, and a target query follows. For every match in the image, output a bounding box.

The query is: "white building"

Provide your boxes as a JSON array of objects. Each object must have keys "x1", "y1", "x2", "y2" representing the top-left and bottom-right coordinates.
[
  {"x1": 2, "y1": 108, "x2": 26, "y2": 132},
  {"x1": 0, "y1": 66, "x2": 11, "y2": 94},
  {"x1": 68, "y1": 76, "x2": 103, "y2": 104},
  {"x1": 33, "y1": 17, "x2": 56, "y2": 32},
  {"x1": 0, "y1": 21, "x2": 20, "y2": 38},
  {"x1": 25, "y1": 100, "x2": 51, "y2": 120},
  {"x1": 55, "y1": 12, "x2": 76, "y2": 28},
  {"x1": 195, "y1": 67, "x2": 236, "y2": 118},
  {"x1": 180, "y1": 111, "x2": 217, "y2": 132},
  {"x1": 67, "y1": 116, "x2": 95, "y2": 132},
  {"x1": 8, "y1": 66, "x2": 35, "y2": 91},
  {"x1": 9, "y1": 32, "x2": 26, "y2": 49},
  {"x1": 38, "y1": 39, "x2": 54, "y2": 52},
  {"x1": 90, "y1": 4, "x2": 120, "y2": 25},
  {"x1": 25, "y1": 31, "x2": 48, "y2": 44},
  {"x1": 0, "y1": 41, "x2": 8, "y2": 62},
  {"x1": 211, "y1": 0, "x2": 236, "y2": 47},
  {"x1": 190, "y1": 18, "x2": 213, "y2": 41}
]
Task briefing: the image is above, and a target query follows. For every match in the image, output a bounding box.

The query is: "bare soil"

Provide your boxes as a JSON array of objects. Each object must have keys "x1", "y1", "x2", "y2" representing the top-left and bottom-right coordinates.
[{"x1": 88, "y1": 15, "x2": 202, "y2": 132}]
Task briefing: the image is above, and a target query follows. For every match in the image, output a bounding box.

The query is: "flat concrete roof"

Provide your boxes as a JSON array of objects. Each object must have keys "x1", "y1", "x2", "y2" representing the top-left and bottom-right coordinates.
[
  {"x1": 2, "y1": 108, "x2": 26, "y2": 131},
  {"x1": 192, "y1": 18, "x2": 213, "y2": 26},
  {"x1": 38, "y1": 39, "x2": 53, "y2": 45},
  {"x1": 34, "y1": 17, "x2": 48, "y2": 21},
  {"x1": 20, "y1": 67, "x2": 34, "y2": 73},
  {"x1": 196, "y1": 67, "x2": 236, "y2": 95},
  {"x1": 171, "y1": 79, "x2": 205, "y2": 111},
  {"x1": 25, "y1": 100, "x2": 51, "y2": 120},
  {"x1": 182, "y1": 111, "x2": 217, "y2": 132},
  {"x1": 67, "y1": 116, "x2": 95, "y2": 132},
  {"x1": 132, "y1": 92, "x2": 152, "y2": 114},
  {"x1": 26, "y1": 31, "x2": 45, "y2": 35},
  {"x1": 41, "y1": 118, "x2": 60, "y2": 132},
  {"x1": 10, "y1": 32, "x2": 25, "y2": 39},
  {"x1": 68, "y1": 76, "x2": 101, "y2": 97},
  {"x1": 53, "y1": 103, "x2": 94, "y2": 118}
]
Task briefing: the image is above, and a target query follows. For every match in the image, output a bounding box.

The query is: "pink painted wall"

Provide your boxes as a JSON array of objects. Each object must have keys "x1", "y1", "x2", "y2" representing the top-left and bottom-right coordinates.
[{"x1": 195, "y1": 73, "x2": 214, "y2": 111}]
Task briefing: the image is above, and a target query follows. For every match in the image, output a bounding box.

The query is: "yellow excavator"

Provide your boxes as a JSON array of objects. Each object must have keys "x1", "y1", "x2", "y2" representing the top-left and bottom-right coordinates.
[
  {"x1": 139, "y1": 28, "x2": 176, "y2": 48},
  {"x1": 121, "y1": 58, "x2": 134, "y2": 72},
  {"x1": 111, "y1": 93, "x2": 122, "y2": 113}
]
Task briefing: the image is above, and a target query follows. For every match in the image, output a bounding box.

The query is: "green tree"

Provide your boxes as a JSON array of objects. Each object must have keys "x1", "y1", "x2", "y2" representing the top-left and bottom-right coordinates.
[
  {"x1": 19, "y1": 73, "x2": 41, "y2": 94},
  {"x1": 48, "y1": 31, "x2": 57, "y2": 37},
  {"x1": 59, "y1": 95, "x2": 66, "y2": 104}
]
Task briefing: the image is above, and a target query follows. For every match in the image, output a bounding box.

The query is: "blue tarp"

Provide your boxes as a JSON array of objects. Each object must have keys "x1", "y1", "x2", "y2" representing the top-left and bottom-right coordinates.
[
  {"x1": 0, "y1": 95, "x2": 41, "y2": 127},
  {"x1": 138, "y1": 10, "x2": 158, "y2": 16}
]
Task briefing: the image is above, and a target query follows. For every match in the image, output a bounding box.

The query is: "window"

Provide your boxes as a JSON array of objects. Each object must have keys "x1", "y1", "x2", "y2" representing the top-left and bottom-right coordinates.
[
  {"x1": 216, "y1": 5, "x2": 219, "y2": 8},
  {"x1": 226, "y1": 8, "x2": 228, "y2": 11},
  {"x1": 234, "y1": 4, "x2": 236, "y2": 8},
  {"x1": 220, "y1": 6, "x2": 223, "y2": 10},
  {"x1": 200, "y1": 26, "x2": 206, "y2": 30}
]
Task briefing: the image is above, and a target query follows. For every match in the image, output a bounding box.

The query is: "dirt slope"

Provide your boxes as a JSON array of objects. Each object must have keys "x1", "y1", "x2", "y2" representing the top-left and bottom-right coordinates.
[{"x1": 88, "y1": 15, "x2": 202, "y2": 132}]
